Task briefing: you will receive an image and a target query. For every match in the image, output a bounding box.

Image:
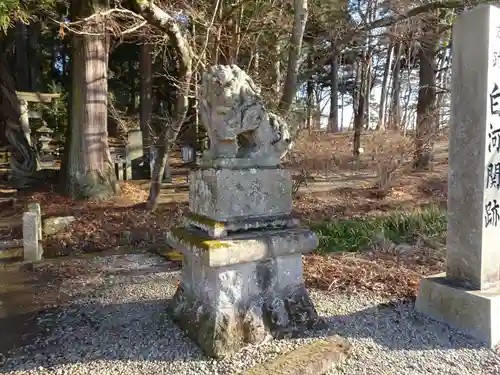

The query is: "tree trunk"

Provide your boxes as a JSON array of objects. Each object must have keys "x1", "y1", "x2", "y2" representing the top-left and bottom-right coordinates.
[
  {"x1": 414, "y1": 15, "x2": 439, "y2": 170},
  {"x1": 15, "y1": 22, "x2": 30, "y2": 91},
  {"x1": 352, "y1": 61, "x2": 361, "y2": 116},
  {"x1": 272, "y1": 39, "x2": 281, "y2": 97},
  {"x1": 229, "y1": 4, "x2": 243, "y2": 65},
  {"x1": 212, "y1": 0, "x2": 223, "y2": 65},
  {"x1": 377, "y1": 43, "x2": 393, "y2": 130},
  {"x1": 365, "y1": 56, "x2": 372, "y2": 129},
  {"x1": 278, "y1": 0, "x2": 308, "y2": 113},
  {"x1": 353, "y1": 61, "x2": 366, "y2": 156},
  {"x1": 0, "y1": 45, "x2": 39, "y2": 189},
  {"x1": 353, "y1": 93, "x2": 365, "y2": 157},
  {"x1": 340, "y1": 88, "x2": 344, "y2": 131},
  {"x1": 129, "y1": 1, "x2": 193, "y2": 211},
  {"x1": 328, "y1": 49, "x2": 339, "y2": 132},
  {"x1": 140, "y1": 43, "x2": 153, "y2": 160},
  {"x1": 64, "y1": 0, "x2": 120, "y2": 199},
  {"x1": 253, "y1": 51, "x2": 260, "y2": 75},
  {"x1": 436, "y1": 46, "x2": 450, "y2": 129},
  {"x1": 27, "y1": 22, "x2": 43, "y2": 92},
  {"x1": 402, "y1": 53, "x2": 415, "y2": 131},
  {"x1": 128, "y1": 56, "x2": 136, "y2": 114},
  {"x1": 305, "y1": 52, "x2": 314, "y2": 131},
  {"x1": 390, "y1": 42, "x2": 402, "y2": 131}
]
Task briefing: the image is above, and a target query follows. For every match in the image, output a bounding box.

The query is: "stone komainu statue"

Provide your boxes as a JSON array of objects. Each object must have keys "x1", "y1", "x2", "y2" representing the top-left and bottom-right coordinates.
[{"x1": 199, "y1": 65, "x2": 293, "y2": 167}]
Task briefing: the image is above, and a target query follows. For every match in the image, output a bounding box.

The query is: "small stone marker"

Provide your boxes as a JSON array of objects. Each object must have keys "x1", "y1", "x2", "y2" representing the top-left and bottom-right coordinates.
[
  {"x1": 126, "y1": 128, "x2": 144, "y2": 162},
  {"x1": 238, "y1": 336, "x2": 351, "y2": 375},
  {"x1": 126, "y1": 129, "x2": 143, "y2": 180},
  {"x1": 27, "y1": 202, "x2": 42, "y2": 240},
  {"x1": 416, "y1": 4, "x2": 500, "y2": 347},
  {"x1": 22, "y1": 211, "x2": 42, "y2": 261}
]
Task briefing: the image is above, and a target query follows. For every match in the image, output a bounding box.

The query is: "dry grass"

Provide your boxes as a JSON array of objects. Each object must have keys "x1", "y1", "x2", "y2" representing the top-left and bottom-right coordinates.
[
  {"x1": 289, "y1": 131, "x2": 449, "y2": 299},
  {"x1": 289, "y1": 131, "x2": 448, "y2": 223},
  {"x1": 286, "y1": 130, "x2": 413, "y2": 176},
  {"x1": 304, "y1": 242, "x2": 446, "y2": 300}
]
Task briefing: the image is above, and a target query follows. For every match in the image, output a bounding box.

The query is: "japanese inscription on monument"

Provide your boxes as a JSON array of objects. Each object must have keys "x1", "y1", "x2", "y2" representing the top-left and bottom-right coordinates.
[{"x1": 485, "y1": 57, "x2": 500, "y2": 227}]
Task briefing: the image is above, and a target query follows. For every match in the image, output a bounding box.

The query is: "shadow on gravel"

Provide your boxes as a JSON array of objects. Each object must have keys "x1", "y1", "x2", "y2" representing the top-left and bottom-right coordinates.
[
  {"x1": 0, "y1": 266, "x2": 67, "y2": 358},
  {"x1": 307, "y1": 299, "x2": 487, "y2": 351},
  {"x1": 0, "y1": 250, "x2": 489, "y2": 375},
  {"x1": 1, "y1": 296, "x2": 489, "y2": 373},
  {"x1": 0, "y1": 298, "x2": 206, "y2": 373}
]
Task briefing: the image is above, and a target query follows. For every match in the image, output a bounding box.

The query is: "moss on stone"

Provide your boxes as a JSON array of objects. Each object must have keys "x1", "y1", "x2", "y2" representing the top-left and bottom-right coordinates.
[
  {"x1": 169, "y1": 286, "x2": 241, "y2": 358},
  {"x1": 169, "y1": 282, "x2": 324, "y2": 359},
  {"x1": 240, "y1": 337, "x2": 351, "y2": 375},
  {"x1": 0, "y1": 247, "x2": 23, "y2": 260},
  {"x1": 170, "y1": 227, "x2": 230, "y2": 251},
  {"x1": 186, "y1": 213, "x2": 226, "y2": 230}
]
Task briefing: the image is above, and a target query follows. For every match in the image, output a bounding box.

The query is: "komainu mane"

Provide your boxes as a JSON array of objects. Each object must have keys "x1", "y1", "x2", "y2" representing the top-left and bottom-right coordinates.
[{"x1": 199, "y1": 65, "x2": 292, "y2": 167}]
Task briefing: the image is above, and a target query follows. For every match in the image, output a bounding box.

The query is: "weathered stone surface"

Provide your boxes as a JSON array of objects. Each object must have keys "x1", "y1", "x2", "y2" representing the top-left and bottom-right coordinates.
[
  {"x1": 0, "y1": 239, "x2": 23, "y2": 250},
  {"x1": 170, "y1": 271, "x2": 323, "y2": 358},
  {"x1": 43, "y1": 216, "x2": 76, "y2": 236},
  {"x1": 166, "y1": 226, "x2": 318, "y2": 268},
  {"x1": 126, "y1": 128, "x2": 144, "y2": 162},
  {"x1": 416, "y1": 5, "x2": 500, "y2": 349},
  {"x1": 184, "y1": 213, "x2": 299, "y2": 238},
  {"x1": 0, "y1": 247, "x2": 23, "y2": 261},
  {"x1": 155, "y1": 246, "x2": 184, "y2": 262},
  {"x1": 239, "y1": 336, "x2": 351, "y2": 375},
  {"x1": 0, "y1": 240, "x2": 23, "y2": 261},
  {"x1": 189, "y1": 168, "x2": 292, "y2": 221},
  {"x1": 27, "y1": 203, "x2": 42, "y2": 240},
  {"x1": 446, "y1": 4, "x2": 500, "y2": 291},
  {"x1": 181, "y1": 252, "x2": 307, "y2": 306},
  {"x1": 168, "y1": 228, "x2": 323, "y2": 358},
  {"x1": 199, "y1": 65, "x2": 292, "y2": 167},
  {"x1": 23, "y1": 211, "x2": 42, "y2": 262},
  {"x1": 416, "y1": 274, "x2": 500, "y2": 348}
]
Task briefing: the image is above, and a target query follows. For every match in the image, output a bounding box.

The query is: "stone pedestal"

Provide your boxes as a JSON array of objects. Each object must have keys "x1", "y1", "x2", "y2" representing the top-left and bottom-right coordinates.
[
  {"x1": 167, "y1": 167, "x2": 322, "y2": 358},
  {"x1": 416, "y1": 4, "x2": 500, "y2": 348},
  {"x1": 189, "y1": 167, "x2": 292, "y2": 221}
]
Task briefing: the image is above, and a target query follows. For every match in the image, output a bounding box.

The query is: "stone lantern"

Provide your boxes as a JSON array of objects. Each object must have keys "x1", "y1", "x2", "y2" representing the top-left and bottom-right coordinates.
[{"x1": 35, "y1": 124, "x2": 54, "y2": 160}]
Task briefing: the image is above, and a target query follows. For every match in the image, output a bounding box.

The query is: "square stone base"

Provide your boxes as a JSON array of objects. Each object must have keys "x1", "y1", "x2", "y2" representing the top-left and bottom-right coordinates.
[
  {"x1": 170, "y1": 257, "x2": 323, "y2": 358},
  {"x1": 166, "y1": 226, "x2": 318, "y2": 268},
  {"x1": 184, "y1": 213, "x2": 300, "y2": 238},
  {"x1": 167, "y1": 226, "x2": 323, "y2": 358},
  {"x1": 189, "y1": 168, "x2": 292, "y2": 221},
  {"x1": 416, "y1": 273, "x2": 500, "y2": 348}
]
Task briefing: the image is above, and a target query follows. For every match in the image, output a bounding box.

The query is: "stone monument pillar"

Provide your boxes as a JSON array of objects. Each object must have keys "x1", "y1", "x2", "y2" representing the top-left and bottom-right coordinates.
[
  {"x1": 416, "y1": 4, "x2": 500, "y2": 347},
  {"x1": 167, "y1": 65, "x2": 322, "y2": 358}
]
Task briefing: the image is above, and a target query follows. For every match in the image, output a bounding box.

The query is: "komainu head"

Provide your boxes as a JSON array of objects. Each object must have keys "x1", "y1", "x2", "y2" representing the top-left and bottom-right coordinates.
[{"x1": 199, "y1": 65, "x2": 293, "y2": 167}]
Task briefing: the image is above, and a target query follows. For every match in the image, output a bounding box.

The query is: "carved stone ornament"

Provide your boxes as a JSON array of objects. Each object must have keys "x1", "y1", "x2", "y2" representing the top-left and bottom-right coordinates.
[{"x1": 199, "y1": 64, "x2": 293, "y2": 168}]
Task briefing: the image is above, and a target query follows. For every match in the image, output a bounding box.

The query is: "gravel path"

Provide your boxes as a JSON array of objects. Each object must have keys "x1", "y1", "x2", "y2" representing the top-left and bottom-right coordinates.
[{"x1": 1, "y1": 252, "x2": 499, "y2": 375}]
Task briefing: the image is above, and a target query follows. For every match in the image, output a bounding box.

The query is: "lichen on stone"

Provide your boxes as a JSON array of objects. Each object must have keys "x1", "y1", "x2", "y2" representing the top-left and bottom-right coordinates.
[
  {"x1": 168, "y1": 227, "x2": 231, "y2": 251},
  {"x1": 185, "y1": 213, "x2": 227, "y2": 231},
  {"x1": 169, "y1": 280, "x2": 322, "y2": 358}
]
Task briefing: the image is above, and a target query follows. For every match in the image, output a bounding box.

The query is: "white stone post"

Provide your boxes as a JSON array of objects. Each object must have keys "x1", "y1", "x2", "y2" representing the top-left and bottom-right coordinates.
[
  {"x1": 27, "y1": 202, "x2": 42, "y2": 240},
  {"x1": 416, "y1": 4, "x2": 500, "y2": 348},
  {"x1": 23, "y1": 210, "x2": 42, "y2": 262}
]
